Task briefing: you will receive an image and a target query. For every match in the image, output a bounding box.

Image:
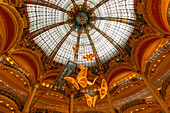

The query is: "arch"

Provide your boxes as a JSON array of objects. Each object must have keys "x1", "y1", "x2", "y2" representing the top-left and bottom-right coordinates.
[
  {"x1": 9, "y1": 48, "x2": 43, "y2": 84},
  {"x1": 106, "y1": 62, "x2": 136, "y2": 87},
  {"x1": 40, "y1": 69, "x2": 62, "y2": 85},
  {"x1": 0, "y1": 3, "x2": 24, "y2": 55},
  {"x1": 141, "y1": 0, "x2": 170, "y2": 34},
  {"x1": 131, "y1": 35, "x2": 169, "y2": 72},
  {"x1": 149, "y1": 49, "x2": 170, "y2": 82},
  {"x1": 0, "y1": 65, "x2": 30, "y2": 94}
]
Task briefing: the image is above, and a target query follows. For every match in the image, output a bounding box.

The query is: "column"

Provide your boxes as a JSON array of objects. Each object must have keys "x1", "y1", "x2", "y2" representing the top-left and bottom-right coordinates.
[
  {"x1": 22, "y1": 84, "x2": 39, "y2": 113},
  {"x1": 140, "y1": 72, "x2": 169, "y2": 113},
  {"x1": 69, "y1": 92, "x2": 74, "y2": 113},
  {"x1": 107, "y1": 91, "x2": 116, "y2": 113}
]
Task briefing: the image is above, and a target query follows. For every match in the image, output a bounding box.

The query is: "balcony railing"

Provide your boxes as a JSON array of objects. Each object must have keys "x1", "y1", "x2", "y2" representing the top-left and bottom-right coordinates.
[
  {"x1": 145, "y1": 41, "x2": 170, "y2": 77},
  {"x1": 0, "y1": 60, "x2": 32, "y2": 86},
  {"x1": 37, "y1": 88, "x2": 67, "y2": 97},
  {"x1": 148, "y1": 41, "x2": 170, "y2": 64},
  {"x1": 159, "y1": 76, "x2": 170, "y2": 99},
  {"x1": 120, "y1": 99, "x2": 146, "y2": 113},
  {"x1": 119, "y1": 98, "x2": 158, "y2": 113},
  {"x1": 0, "y1": 86, "x2": 24, "y2": 111},
  {"x1": 110, "y1": 77, "x2": 143, "y2": 94}
]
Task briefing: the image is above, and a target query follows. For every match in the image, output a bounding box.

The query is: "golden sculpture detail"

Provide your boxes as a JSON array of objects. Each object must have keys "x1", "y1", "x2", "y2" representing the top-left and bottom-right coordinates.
[
  {"x1": 85, "y1": 94, "x2": 98, "y2": 107},
  {"x1": 64, "y1": 63, "x2": 98, "y2": 90},
  {"x1": 99, "y1": 79, "x2": 108, "y2": 99},
  {"x1": 64, "y1": 67, "x2": 88, "y2": 90},
  {"x1": 79, "y1": 63, "x2": 98, "y2": 85},
  {"x1": 64, "y1": 77, "x2": 80, "y2": 90},
  {"x1": 87, "y1": 76, "x2": 98, "y2": 86},
  {"x1": 67, "y1": 48, "x2": 107, "y2": 107},
  {"x1": 82, "y1": 54, "x2": 98, "y2": 61},
  {"x1": 93, "y1": 95, "x2": 98, "y2": 107}
]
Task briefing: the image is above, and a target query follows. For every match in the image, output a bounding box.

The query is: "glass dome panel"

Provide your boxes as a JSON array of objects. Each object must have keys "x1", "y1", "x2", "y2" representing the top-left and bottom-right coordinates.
[{"x1": 26, "y1": 0, "x2": 136, "y2": 67}]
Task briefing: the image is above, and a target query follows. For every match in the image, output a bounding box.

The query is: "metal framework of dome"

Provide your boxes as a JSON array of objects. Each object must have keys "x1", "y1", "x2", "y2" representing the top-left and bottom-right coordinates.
[{"x1": 25, "y1": 0, "x2": 136, "y2": 67}]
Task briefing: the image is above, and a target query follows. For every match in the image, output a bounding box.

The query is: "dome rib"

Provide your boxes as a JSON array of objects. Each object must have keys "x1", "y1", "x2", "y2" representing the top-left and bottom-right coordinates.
[
  {"x1": 27, "y1": 21, "x2": 69, "y2": 40},
  {"x1": 74, "y1": 31, "x2": 81, "y2": 60},
  {"x1": 26, "y1": 0, "x2": 136, "y2": 67},
  {"x1": 86, "y1": 31, "x2": 102, "y2": 67},
  {"x1": 49, "y1": 29, "x2": 74, "y2": 62},
  {"x1": 93, "y1": 26, "x2": 125, "y2": 54},
  {"x1": 95, "y1": 17, "x2": 136, "y2": 26},
  {"x1": 71, "y1": 0, "x2": 77, "y2": 7},
  {"x1": 25, "y1": 0, "x2": 69, "y2": 13},
  {"x1": 91, "y1": 0, "x2": 110, "y2": 12},
  {"x1": 84, "y1": 0, "x2": 88, "y2": 6}
]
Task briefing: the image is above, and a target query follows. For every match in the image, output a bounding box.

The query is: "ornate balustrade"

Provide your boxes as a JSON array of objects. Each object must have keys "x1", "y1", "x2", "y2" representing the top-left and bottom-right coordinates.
[
  {"x1": 119, "y1": 97, "x2": 159, "y2": 113},
  {"x1": 144, "y1": 41, "x2": 170, "y2": 77},
  {"x1": 110, "y1": 77, "x2": 143, "y2": 94},
  {"x1": 119, "y1": 98, "x2": 158, "y2": 113},
  {"x1": 120, "y1": 99, "x2": 146, "y2": 113},
  {"x1": 159, "y1": 76, "x2": 170, "y2": 99},
  {"x1": 37, "y1": 88, "x2": 67, "y2": 97},
  {"x1": 0, "y1": 86, "x2": 24, "y2": 111},
  {"x1": 148, "y1": 41, "x2": 170, "y2": 64},
  {"x1": 0, "y1": 60, "x2": 32, "y2": 86}
]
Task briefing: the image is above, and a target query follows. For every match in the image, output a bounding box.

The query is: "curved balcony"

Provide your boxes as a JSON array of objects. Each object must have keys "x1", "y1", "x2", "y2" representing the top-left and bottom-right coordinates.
[
  {"x1": 38, "y1": 87, "x2": 100, "y2": 99},
  {"x1": 0, "y1": 59, "x2": 32, "y2": 86},
  {"x1": 145, "y1": 41, "x2": 170, "y2": 77},
  {"x1": 119, "y1": 98, "x2": 158, "y2": 113},
  {"x1": 0, "y1": 86, "x2": 24, "y2": 111},
  {"x1": 148, "y1": 41, "x2": 170, "y2": 64},
  {"x1": 120, "y1": 99, "x2": 146, "y2": 113},
  {"x1": 159, "y1": 76, "x2": 170, "y2": 99},
  {"x1": 110, "y1": 77, "x2": 143, "y2": 94},
  {"x1": 37, "y1": 88, "x2": 67, "y2": 98}
]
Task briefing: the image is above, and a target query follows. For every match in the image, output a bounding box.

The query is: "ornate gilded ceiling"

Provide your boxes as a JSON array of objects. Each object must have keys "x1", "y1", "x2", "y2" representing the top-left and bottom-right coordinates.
[{"x1": 0, "y1": 0, "x2": 170, "y2": 113}]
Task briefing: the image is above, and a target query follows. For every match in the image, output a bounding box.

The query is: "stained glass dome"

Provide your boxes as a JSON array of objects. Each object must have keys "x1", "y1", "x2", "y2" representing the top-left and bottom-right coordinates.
[{"x1": 25, "y1": 0, "x2": 136, "y2": 67}]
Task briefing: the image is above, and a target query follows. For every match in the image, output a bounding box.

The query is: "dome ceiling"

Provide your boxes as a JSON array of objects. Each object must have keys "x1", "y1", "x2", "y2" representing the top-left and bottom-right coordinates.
[{"x1": 26, "y1": 0, "x2": 136, "y2": 67}]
